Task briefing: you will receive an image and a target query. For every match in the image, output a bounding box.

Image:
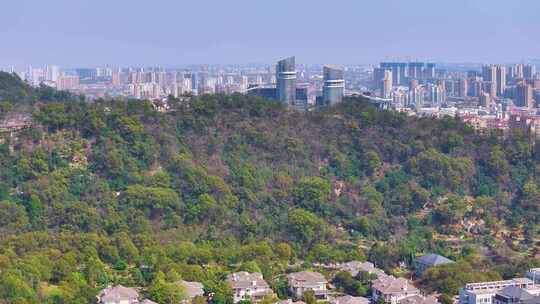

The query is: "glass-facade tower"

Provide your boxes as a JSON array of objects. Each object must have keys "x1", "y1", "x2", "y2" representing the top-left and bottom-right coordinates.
[
  {"x1": 323, "y1": 65, "x2": 345, "y2": 105},
  {"x1": 276, "y1": 56, "x2": 297, "y2": 107}
]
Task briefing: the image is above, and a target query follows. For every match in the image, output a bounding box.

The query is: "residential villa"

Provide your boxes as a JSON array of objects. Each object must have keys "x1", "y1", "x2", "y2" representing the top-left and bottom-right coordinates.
[
  {"x1": 178, "y1": 280, "x2": 205, "y2": 299},
  {"x1": 337, "y1": 261, "x2": 387, "y2": 278},
  {"x1": 371, "y1": 276, "x2": 420, "y2": 304},
  {"x1": 414, "y1": 254, "x2": 454, "y2": 276},
  {"x1": 287, "y1": 270, "x2": 329, "y2": 300},
  {"x1": 278, "y1": 300, "x2": 306, "y2": 304},
  {"x1": 329, "y1": 295, "x2": 370, "y2": 304},
  {"x1": 226, "y1": 271, "x2": 274, "y2": 303},
  {"x1": 97, "y1": 285, "x2": 140, "y2": 304},
  {"x1": 397, "y1": 295, "x2": 439, "y2": 304},
  {"x1": 459, "y1": 278, "x2": 540, "y2": 304}
]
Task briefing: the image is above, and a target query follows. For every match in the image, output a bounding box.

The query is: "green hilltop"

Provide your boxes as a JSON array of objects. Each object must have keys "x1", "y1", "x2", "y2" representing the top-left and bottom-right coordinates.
[{"x1": 0, "y1": 71, "x2": 538, "y2": 303}]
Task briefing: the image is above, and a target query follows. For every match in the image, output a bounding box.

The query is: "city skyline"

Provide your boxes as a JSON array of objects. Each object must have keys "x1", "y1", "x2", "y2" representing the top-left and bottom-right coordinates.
[{"x1": 2, "y1": 0, "x2": 540, "y2": 67}]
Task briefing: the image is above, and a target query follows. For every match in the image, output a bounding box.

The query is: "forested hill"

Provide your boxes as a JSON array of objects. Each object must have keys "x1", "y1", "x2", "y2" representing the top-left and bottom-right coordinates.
[{"x1": 0, "y1": 71, "x2": 539, "y2": 303}]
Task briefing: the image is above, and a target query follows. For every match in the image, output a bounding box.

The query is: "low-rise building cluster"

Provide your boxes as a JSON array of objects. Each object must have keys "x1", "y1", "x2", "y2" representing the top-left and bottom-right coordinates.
[
  {"x1": 97, "y1": 258, "x2": 540, "y2": 304},
  {"x1": 96, "y1": 258, "x2": 442, "y2": 304}
]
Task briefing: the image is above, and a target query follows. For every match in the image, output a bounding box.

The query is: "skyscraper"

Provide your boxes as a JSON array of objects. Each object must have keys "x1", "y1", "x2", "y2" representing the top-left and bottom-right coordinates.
[
  {"x1": 380, "y1": 62, "x2": 407, "y2": 85},
  {"x1": 515, "y1": 82, "x2": 533, "y2": 108},
  {"x1": 408, "y1": 62, "x2": 424, "y2": 80},
  {"x1": 276, "y1": 56, "x2": 297, "y2": 107},
  {"x1": 429, "y1": 84, "x2": 444, "y2": 105},
  {"x1": 482, "y1": 65, "x2": 497, "y2": 82},
  {"x1": 458, "y1": 78, "x2": 468, "y2": 97},
  {"x1": 322, "y1": 65, "x2": 345, "y2": 105},
  {"x1": 482, "y1": 65, "x2": 497, "y2": 97},
  {"x1": 45, "y1": 65, "x2": 59, "y2": 82},
  {"x1": 424, "y1": 63, "x2": 436, "y2": 79},
  {"x1": 374, "y1": 67, "x2": 390, "y2": 90},
  {"x1": 524, "y1": 64, "x2": 536, "y2": 80},
  {"x1": 382, "y1": 70, "x2": 393, "y2": 99},
  {"x1": 111, "y1": 69, "x2": 121, "y2": 86},
  {"x1": 495, "y1": 65, "x2": 506, "y2": 97}
]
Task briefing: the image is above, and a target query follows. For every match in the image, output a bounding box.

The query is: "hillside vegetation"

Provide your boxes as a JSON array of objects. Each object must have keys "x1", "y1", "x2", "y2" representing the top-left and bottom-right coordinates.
[{"x1": 0, "y1": 72, "x2": 539, "y2": 303}]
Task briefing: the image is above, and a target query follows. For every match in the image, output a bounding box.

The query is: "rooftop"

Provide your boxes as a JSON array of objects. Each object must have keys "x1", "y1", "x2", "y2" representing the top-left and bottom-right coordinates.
[
  {"x1": 338, "y1": 261, "x2": 386, "y2": 277},
  {"x1": 398, "y1": 295, "x2": 439, "y2": 304},
  {"x1": 287, "y1": 271, "x2": 327, "y2": 285},
  {"x1": 98, "y1": 285, "x2": 139, "y2": 302},
  {"x1": 178, "y1": 280, "x2": 204, "y2": 298},
  {"x1": 226, "y1": 272, "x2": 270, "y2": 289},
  {"x1": 330, "y1": 295, "x2": 370, "y2": 304},
  {"x1": 372, "y1": 276, "x2": 419, "y2": 295},
  {"x1": 415, "y1": 254, "x2": 454, "y2": 266}
]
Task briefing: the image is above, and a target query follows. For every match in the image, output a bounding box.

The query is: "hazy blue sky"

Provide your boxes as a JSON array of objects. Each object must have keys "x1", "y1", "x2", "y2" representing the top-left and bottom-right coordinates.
[{"x1": 1, "y1": 0, "x2": 539, "y2": 67}]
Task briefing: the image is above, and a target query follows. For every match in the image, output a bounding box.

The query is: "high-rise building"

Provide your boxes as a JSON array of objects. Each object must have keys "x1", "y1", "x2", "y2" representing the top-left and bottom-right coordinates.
[
  {"x1": 515, "y1": 82, "x2": 533, "y2": 108},
  {"x1": 409, "y1": 79, "x2": 419, "y2": 91},
  {"x1": 294, "y1": 87, "x2": 308, "y2": 111},
  {"x1": 190, "y1": 73, "x2": 198, "y2": 94},
  {"x1": 429, "y1": 84, "x2": 445, "y2": 105},
  {"x1": 374, "y1": 67, "x2": 391, "y2": 90},
  {"x1": 444, "y1": 80, "x2": 455, "y2": 96},
  {"x1": 468, "y1": 78, "x2": 482, "y2": 97},
  {"x1": 57, "y1": 75, "x2": 80, "y2": 90},
  {"x1": 380, "y1": 62, "x2": 407, "y2": 85},
  {"x1": 481, "y1": 65, "x2": 499, "y2": 97},
  {"x1": 382, "y1": 70, "x2": 393, "y2": 99},
  {"x1": 408, "y1": 62, "x2": 424, "y2": 80},
  {"x1": 424, "y1": 63, "x2": 436, "y2": 79},
  {"x1": 483, "y1": 81, "x2": 496, "y2": 98},
  {"x1": 514, "y1": 64, "x2": 524, "y2": 79},
  {"x1": 479, "y1": 92, "x2": 492, "y2": 108},
  {"x1": 111, "y1": 70, "x2": 121, "y2": 86},
  {"x1": 75, "y1": 68, "x2": 97, "y2": 80},
  {"x1": 276, "y1": 56, "x2": 297, "y2": 107},
  {"x1": 45, "y1": 65, "x2": 59, "y2": 82},
  {"x1": 496, "y1": 65, "x2": 506, "y2": 97},
  {"x1": 322, "y1": 65, "x2": 345, "y2": 105},
  {"x1": 458, "y1": 78, "x2": 468, "y2": 97},
  {"x1": 524, "y1": 64, "x2": 536, "y2": 80},
  {"x1": 482, "y1": 65, "x2": 497, "y2": 82},
  {"x1": 397, "y1": 63, "x2": 407, "y2": 85},
  {"x1": 467, "y1": 70, "x2": 479, "y2": 78},
  {"x1": 411, "y1": 85, "x2": 425, "y2": 109}
]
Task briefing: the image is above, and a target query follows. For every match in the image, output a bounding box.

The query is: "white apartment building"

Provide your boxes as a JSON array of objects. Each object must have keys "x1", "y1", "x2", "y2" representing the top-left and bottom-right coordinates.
[{"x1": 459, "y1": 278, "x2": 540, "y2": 304}]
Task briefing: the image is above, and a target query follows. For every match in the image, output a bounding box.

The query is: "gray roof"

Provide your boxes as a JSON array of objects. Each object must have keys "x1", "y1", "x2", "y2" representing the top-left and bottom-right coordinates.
[
  {"x1": 497, "y1": 286, "x2": 535, "y2": 301},
  {"x1": 178, "y1": 280, "x2": 205, "y2": 298},
  {"x1": 98, "y1": 285, "x2": 139, "y2": 302},
  {"x1": 372, "y1": 276, "x2": 419, "y2": 295},
  {"x1": 398, "y1": 295, "x2": 439, "y2": 304},
  {"x1": 338, "y1": 261, "x2": 386, "y2": 277},
  {"x1": 415, "y1": 254, "x2": 454, "y2": 266},
  {"x1": 140, "y1": 300, "x2": 158, "y2": 304},
  {"x1": 521, "y1": 297, "x2": 540, "y2": 304},
  {"x1": 226, "y1": 272, "x2": 270, "y2": 289},
  {"x1": 330, "y1": 295, "x2": 370, "y2": 304},
  {"x1": 278, "y1": 300, "x2": 306, "y2": 304},
  {"x1": 287, "y1": 271, "x2": 327, "y2": 286}
]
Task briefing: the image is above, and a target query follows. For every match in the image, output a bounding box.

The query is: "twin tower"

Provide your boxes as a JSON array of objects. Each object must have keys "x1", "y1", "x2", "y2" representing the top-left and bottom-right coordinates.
[{"x1": 250, "y1": 57, "x2": 345, "y2": 110}]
